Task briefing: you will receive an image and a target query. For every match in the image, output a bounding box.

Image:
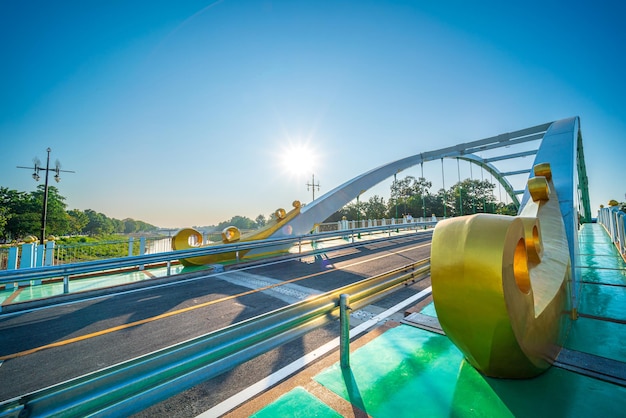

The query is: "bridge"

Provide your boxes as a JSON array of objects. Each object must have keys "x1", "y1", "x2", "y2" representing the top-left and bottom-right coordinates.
[{"x1": 1, "y1": 117, "x2": 625, "y2": 417}]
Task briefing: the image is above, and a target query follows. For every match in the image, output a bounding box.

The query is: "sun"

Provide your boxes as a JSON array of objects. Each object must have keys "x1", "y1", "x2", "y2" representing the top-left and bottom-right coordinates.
[{"x1": 280, "y1": 142, "x2": 317, "y2": 176}]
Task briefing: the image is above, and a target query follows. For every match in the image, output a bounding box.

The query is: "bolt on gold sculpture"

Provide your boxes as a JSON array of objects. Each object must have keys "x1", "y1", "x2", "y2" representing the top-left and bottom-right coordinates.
[{"x1": 431, "y1": 163, "x2": 571, "y2": 378}]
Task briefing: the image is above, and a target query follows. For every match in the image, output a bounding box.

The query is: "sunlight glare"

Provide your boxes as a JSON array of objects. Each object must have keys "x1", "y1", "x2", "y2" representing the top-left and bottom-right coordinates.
[{"x1": 280, "y1": 142, "x2": 317, "y2": 176}]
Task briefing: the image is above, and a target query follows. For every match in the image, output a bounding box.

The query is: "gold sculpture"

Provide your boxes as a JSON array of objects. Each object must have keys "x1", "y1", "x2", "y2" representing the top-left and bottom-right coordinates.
[
  {"x1": 431, "y1": 163, "x2": 571, "y2": 378},
  {"x1": 172, "y1": 201, "x2": 302, "y2": 266}
]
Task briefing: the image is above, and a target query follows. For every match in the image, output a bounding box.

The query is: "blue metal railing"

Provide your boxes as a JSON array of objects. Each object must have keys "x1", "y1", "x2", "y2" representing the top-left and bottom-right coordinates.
[
  {"x1": 0, "y1": 258, "x2": 430, "y2": 417},
  {"x1": 0, "y1": 218, "x2": 426, "y2": 270},
  {"x1": 598, "y1": 206, "x2": 626, "y2": 261},
  {"x1": 0, "y1": 222, "x2": 435, "y2": 299}
]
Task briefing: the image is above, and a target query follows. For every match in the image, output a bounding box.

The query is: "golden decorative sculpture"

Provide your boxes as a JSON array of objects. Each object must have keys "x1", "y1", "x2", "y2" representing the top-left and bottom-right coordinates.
[
  {"x1": 431, "y1": 163, "x2": 571, "y2": 378},
  {"x1": 172, "y1": 200, "x2": 302, "y2": 266}
]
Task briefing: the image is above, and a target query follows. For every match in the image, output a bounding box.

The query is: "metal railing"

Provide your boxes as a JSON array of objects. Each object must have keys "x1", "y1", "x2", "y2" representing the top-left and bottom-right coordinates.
[
  {"x1": 0, "y1": 222, "x2": 435, "y2": 298},
  {"x1": 1, "y1": 218, "x2": 431, "y2": 270},
  {"x1": 0, "y1": 259, "x2": 431, "y2": 417},
  {"x1": 598, "y1": 206, "x2": 626, "y2": 261}
]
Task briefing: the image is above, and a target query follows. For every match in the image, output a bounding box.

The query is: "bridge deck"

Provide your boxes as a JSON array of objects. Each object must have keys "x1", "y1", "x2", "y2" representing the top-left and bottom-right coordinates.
[{"x1": 230, "y1": 223, "x2": 626, "y2": 417}]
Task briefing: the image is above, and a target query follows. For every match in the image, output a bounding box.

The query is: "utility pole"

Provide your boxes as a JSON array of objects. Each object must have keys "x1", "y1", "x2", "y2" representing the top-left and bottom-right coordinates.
[
  {"x1": 17, "y1": 148, "x2": 75, "y2": 243},
  {"x1": 306, "y1": 174, "x2": 320, "y2": 201}
]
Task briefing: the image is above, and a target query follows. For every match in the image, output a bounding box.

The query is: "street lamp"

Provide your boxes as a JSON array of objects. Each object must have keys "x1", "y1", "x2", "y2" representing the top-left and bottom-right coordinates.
[{"x1": 17, "y1": 148, "x2": 75, "y2": 243}]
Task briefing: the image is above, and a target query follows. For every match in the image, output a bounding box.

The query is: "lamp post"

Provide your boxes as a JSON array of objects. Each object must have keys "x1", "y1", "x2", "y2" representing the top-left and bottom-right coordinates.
[{"x1": 17, "y1": 148, "x2": 75, "y2": 243}]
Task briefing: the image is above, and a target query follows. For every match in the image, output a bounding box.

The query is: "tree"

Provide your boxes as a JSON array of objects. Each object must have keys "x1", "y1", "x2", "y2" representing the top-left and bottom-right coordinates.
[
  {"x1": 111, "y1": 218, "x2": 125, "y2": 234},
  {"x1": 496, "y1": 202, "x2": 518, "y2": 216},
  {"x1": 346, "y1": 202, "x2": 363, "y2": 221},
  {"x1": 0, "y1": 187, "x2": 14, "y2": 240},
  {"x1": 423, "y1": 194, "x2": 444, "y2": 219},
  {"x1": 67, "y1": 209, "x2": 89, "y2": 235},
  {"x1": 1, "y1": 187, "x2": 39, "y2": 240},
  {"x1": 83, "y1": 209, "x2": 115, "y2": 236},
  {"x1": 255, "y1": 214, "x2": 266, "y2": 228},
  {"x1": 363, "y1": 195, "x2": 387, "y2": 219},
  {"x1": 124, "y1": 218, "x2": 138, "y2": 234},
  {"x1": 215, "y1": 215, "x2": 257, "y2": 231},
  {"x1": 0, "y1": 204, "x2": 8, "y2": 239},
  {"x1": 390, "y1": 176, "x2": 432, "y2": 217},
  {"x1": 31, "y1": 185, "x2": 70, "y2": 237},
  {"x1": 447, "y1": 179, "x2": 498, "y2": 216}
]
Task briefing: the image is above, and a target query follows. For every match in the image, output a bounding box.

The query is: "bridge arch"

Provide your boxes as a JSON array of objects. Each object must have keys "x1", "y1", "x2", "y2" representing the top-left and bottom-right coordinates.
[{"x1": 279, "y1": 121, "x2": 568, "y2": 237}]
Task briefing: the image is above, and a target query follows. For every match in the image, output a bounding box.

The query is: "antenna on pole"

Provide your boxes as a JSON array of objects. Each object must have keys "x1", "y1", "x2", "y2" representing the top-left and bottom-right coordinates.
[{"x1": 306, "y1": 174, "x2": 320, "y2": 201}]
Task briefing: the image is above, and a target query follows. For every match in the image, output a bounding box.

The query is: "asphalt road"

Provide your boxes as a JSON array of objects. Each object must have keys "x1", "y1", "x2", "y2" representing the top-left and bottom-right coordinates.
[{"x1": 0, "y1": 232, "x2": 432, "y2": 415}]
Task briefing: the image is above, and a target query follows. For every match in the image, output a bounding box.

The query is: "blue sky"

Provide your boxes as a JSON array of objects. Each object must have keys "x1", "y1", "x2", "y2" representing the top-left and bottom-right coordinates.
[{"x1": 1, "y1": 1, "x2": 624, "y2": 228}]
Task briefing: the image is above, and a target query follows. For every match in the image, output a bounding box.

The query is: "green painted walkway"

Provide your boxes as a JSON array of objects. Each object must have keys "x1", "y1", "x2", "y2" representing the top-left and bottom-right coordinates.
[{"x1": 252, "y1": 223, "x2": 626, "y2": 417}]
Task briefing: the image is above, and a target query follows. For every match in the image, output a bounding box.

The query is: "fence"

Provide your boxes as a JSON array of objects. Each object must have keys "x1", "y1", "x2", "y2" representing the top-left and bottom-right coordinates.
[
  {"x1": 1, "y1": 217, "x2": 435, "y2": 270},
  {"x1": 0, "y1": 235, "x2": 171, "y2": 270},
  {"x1": 0, "y1": 221, "x2": 434, "y2": 301},
  {"x1": 598, "y1": 206, "x2": 626, "y2": 261},
  {"x1": 0, "y1": 258, "x2": 431, "y2": 417}
]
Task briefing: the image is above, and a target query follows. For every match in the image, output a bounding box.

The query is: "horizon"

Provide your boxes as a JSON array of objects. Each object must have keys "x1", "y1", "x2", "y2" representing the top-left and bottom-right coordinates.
[{"x1": 2, "y1": 1, "x2": 624, "y2": 228}]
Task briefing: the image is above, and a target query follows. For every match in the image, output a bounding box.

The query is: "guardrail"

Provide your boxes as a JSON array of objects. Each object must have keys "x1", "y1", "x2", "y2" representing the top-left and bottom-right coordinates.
[
  {"x1": 0, "y1": 236, "x2": 171, "y2": 270},
  {"x1": 1, "y1": 217, "x2": 430, "y2": 270},
  {"x1": 0, "y1": 222, "x2": 435, "y2": 296},
  {"x1": 598, "y1": 206, "x2": 626, "y2": 261},
  {"x1": 0, "y1": 259, "x2": 431, "y2": 417}
]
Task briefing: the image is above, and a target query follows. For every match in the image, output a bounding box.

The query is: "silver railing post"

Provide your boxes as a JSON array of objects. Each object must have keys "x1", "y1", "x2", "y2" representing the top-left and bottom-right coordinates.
[
  {"x1": 63, "y1": 275, "x2": 70, "y2": 294},
  {"x1": 340, "y1": 293, "x2": 351, "y2": 369}
]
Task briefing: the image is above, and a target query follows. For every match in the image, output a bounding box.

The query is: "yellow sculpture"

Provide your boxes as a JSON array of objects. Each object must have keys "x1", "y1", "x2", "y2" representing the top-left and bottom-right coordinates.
[
  {"x1": 431, "y1": 163, "x2": 571, "y2": 378},
  {"x1": 172, "y1": 201, "x2": 302, "y2": 266}
]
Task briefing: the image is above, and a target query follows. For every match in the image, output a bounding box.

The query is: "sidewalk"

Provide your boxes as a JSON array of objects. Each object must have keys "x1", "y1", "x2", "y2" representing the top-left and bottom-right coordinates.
[{"x1": 226, "y1": 223, "x2": 626, "y2": 417}]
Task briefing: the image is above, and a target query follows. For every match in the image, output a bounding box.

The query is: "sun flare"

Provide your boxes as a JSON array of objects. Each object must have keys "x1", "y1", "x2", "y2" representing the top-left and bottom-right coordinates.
[{"x1": 280, "y1": 142, "x2": 317, "y2": 176}]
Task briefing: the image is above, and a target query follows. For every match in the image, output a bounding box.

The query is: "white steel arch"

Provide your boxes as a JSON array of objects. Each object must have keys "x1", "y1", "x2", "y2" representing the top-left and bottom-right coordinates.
[{"x1": 277, "y1": 121, "x2": 557, "y2": 237}]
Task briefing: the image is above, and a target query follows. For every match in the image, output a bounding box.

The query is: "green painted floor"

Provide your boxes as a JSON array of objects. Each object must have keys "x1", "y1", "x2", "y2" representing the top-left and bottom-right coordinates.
[
  {"x1": 254, "y1": 223, "x2": 626, "y2": 417},
  {"x1": 250, "y1": 387, "x2": 342, "y2": 418},
  {"x1": 564, "y1": 223, "x2": 626, "y2": 363}
]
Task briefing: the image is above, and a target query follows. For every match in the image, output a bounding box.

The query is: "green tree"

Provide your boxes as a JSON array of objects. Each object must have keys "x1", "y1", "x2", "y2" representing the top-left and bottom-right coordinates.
[
  {"x1": 255, "y1": 214, "x2": 266, "y2": 228},
  {"x1": 67, "y1": 209, "x2": 89, "y2": 235},
  {"x1": 447, "y1": 179, "x2": 498, "y2": 216},
  {"x1": 111, "y1": 218, "x2": 125, "y2": 234},
  {"x1": 0, "y1": 204, "x2": 8, "y2": 238},
  {"x1": 363, "y1": 195, "x2": 387, "y2": 219},
  {"x1": 323, "y1": 201, "x2": 363, "y2": 223},
  {"x1": 0, "y1": 187, "x2": 15, "y2": 240},
  {"x1": 135, "y1": 220, "x2": 157, "y2": 233},
  {"x1": 124, "y1": 218, "x2": 138, "y2": 234},
  {"x1": 390, "y1": 176, "x2": 432, "y2": 217},
  {"x1": 422, "y1": 193, "x2": 444, "y2": 219},
  {"x1": 215, "y1": 215, "x2": 257, "y2": 231},
  {"x1": 496, "y1": 202, "x2": 518, "y2": 216},
  {"x1": 1, "y1": 187, "x2": 39, "y2": 239},
  {"x1": 31, "y1": 185, "x2": 70, "y2": 237},
  {"x1": 83, "y1": 209, "x2": 115, "y2": 236}
]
